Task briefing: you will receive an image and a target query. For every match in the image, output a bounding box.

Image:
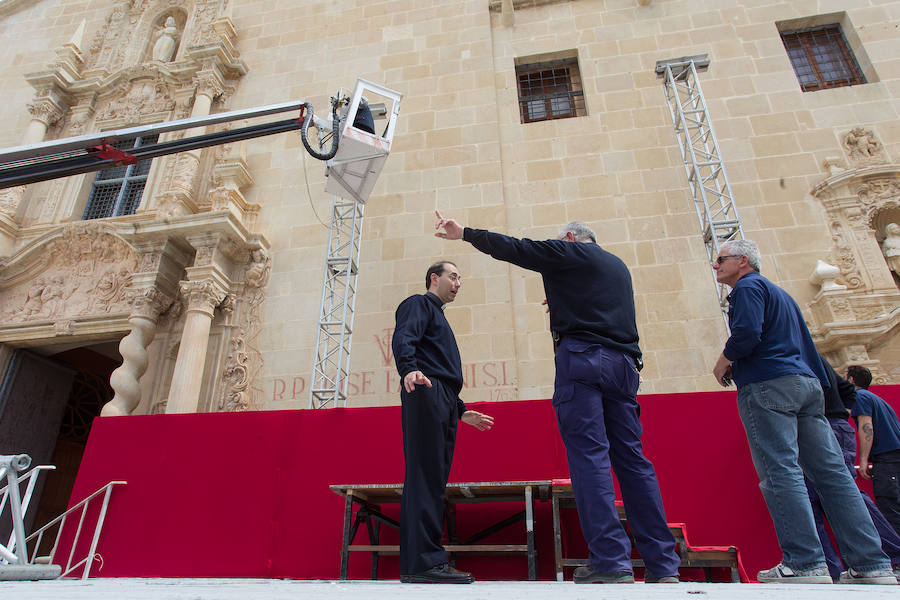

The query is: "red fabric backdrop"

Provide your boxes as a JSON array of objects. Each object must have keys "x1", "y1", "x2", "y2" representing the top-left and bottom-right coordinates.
[{"x1": 68, "y1": 385, "x2": 900, "y2": 581}]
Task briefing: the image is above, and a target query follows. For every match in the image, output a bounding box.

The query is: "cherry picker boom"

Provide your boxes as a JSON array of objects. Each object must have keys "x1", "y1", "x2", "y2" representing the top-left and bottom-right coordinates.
[{"x1": 0, "y1": 78, "x2": 401, "y2": 205}]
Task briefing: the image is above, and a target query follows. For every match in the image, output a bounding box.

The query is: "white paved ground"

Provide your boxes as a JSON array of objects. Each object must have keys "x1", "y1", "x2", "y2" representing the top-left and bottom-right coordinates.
[{"x1": 1, "y1": 579, "x2": 898, "y2": 600}]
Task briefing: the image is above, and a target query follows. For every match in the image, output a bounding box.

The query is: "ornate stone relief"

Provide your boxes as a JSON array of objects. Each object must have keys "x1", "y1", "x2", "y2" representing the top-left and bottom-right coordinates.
[
  {"x1": 217, "y1": 248, "x2": 270, "y2": 412},
  {"x1": 0, "y1": 223, "x2": 139, "y2": 326},
  {"x1": 843, "y1": 127, "x2": 886, "y2": 165},
  {"x1": 809, "y1": 155, "x2": 900, "y2": 382},
  {"x1": 94, "y1": 73, "x2": 177, "y2": 124}
]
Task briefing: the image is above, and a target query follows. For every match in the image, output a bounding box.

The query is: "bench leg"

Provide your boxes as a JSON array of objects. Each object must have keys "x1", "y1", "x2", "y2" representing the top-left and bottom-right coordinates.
[
  {"x1": 368, "y1": 519, "x2": 380, "y2": 580},
  {"x1": 340, "y1": 493, "x2": 354, "y2": 580},
  {"x1": 525, "y1": 485, "x2": 536, "y2": 581},
  {"x1": 552, "y1": 494, "x2": 563, "y2": 582},
  {"x1": 445, "y1": 501, "x2": 458, "y2": 568}
]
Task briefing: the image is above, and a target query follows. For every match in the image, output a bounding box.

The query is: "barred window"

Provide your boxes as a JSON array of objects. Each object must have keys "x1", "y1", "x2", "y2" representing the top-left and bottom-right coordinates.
[
  {"x1": 82, "y1": 135, "x2": 157, "y2": 220},
  {"x1": 515, "y1": 57, "x2": 586, "y2": 124},
  {"x1": 780, "y1": 25, "x2": 865, "y2": 92}
]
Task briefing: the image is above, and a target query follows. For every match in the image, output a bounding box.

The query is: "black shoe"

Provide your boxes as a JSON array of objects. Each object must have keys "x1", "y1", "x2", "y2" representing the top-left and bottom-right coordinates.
[
  {"x1": 645, "y1": 572, "x2": 680, "y2": 583},
  {"x1": 402, "y1": 563, "x2": 474, "y2": 584},
  {"x1": 573, "y1": 566, "x2": 634, "y2": 584}
]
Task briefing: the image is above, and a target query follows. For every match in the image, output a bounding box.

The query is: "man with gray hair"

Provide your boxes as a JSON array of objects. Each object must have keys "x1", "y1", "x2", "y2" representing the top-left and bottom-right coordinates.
[
  {"x1": 434, "y1": 211, "x2": 681, "y2": 584},
  {"x1": 712, "y1": 240, "x2": 895, "y2": 584}
]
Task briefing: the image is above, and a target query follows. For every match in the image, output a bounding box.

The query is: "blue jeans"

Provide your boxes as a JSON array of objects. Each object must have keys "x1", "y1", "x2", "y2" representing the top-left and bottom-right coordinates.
[
  {"x1": 737, "y1": 374, "x2": 890, "y2": 572},
  {"x1": 553, "y1": 339, "x2": 680, "y2": 576},
  {"x1": 806, "y1": 418, "x2": 900, "y2": 578}
]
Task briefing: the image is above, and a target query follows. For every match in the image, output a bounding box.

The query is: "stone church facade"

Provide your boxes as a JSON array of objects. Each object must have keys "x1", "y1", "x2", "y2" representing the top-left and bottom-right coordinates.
[{"x1": 0, "y1": 0, "x2": 898, "y2": 452}]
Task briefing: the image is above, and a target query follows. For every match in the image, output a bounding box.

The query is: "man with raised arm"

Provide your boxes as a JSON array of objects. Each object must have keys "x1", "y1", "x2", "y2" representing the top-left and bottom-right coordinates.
[
  {"x1": 391, "y1": 260, "x2": 494, "y2": 584},
  {"x1": 435, "y1": 212, "x2": 680, "y2": 584}
]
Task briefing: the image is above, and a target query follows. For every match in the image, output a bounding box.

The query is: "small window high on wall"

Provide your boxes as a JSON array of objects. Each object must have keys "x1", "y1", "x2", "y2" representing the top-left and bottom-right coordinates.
[
  {"x1": 515, "y1": 53, "x2": 586, "y2": 124},
  {"x1": 82, "y1": 135, "x2": 157, "y2": 220},
  {"x1": 779, "y1": 24, "x2": 866, "y2": 92}
]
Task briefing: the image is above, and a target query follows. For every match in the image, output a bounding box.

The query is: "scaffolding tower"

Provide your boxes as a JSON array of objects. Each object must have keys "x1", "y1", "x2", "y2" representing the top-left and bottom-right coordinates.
[
  {"x1": 309, "y1": 198, "x2": 364, "y2": 408},
  {"x1": 657, "y1": 55, "x2": 745, "y2": 325}
]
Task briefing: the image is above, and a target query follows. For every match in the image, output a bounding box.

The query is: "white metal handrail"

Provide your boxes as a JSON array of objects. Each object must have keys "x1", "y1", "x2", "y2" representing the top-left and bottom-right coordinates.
[
  {"x1": 23, "y1": 480, "x2": 126, "y2": 579},
  {"x1": 1, "y1": 464, "x2": 56, "y2": 559}
]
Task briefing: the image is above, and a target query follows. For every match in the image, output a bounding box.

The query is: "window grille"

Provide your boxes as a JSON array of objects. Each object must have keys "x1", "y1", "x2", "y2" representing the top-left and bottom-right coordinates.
[
  {"x1": 515, "y1": 57, "x2": 585, "y2": 123},
  {"x1": 82, "y1": 135, "x2": 157, "y2": 220},
  {"x1": 780, "y1": 25, "x2": 865, "y2": 92}
]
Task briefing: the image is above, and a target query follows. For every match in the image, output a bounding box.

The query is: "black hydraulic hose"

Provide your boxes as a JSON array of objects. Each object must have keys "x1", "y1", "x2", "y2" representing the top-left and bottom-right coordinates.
[{"x1": 299, "y1": 99, "x2": 340, "y2": 161}]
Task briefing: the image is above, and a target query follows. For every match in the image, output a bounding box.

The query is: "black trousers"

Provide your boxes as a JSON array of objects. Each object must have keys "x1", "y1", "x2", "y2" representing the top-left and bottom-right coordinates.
[
  {"x1": 399, "y1": 378, "x2": 459, "y2": 576},
  {"x1": 873, "y1": 459, "x2": 900, "y2": 539}
]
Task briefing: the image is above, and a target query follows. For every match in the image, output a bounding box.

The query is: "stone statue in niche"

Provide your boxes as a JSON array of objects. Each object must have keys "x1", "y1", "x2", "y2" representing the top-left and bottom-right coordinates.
[
  {"x1": 152, "y1": 16, "x2": 179, "y2": 63},
  {"x1": 882, "y1": 222, "x2": 900, "y2": 278},
  {"x1": 844, "y1": 127, "x2": 883, "y2": 162}
]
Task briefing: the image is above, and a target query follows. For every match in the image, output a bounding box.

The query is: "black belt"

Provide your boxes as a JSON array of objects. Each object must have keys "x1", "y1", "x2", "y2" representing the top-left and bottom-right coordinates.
[{"x1": 551, "y1": 331, "x2": 643, "y2": 372}]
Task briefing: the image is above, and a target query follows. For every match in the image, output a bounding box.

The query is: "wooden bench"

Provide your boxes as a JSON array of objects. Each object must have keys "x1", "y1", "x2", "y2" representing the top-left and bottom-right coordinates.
[
  {"x1": 550, "y1": 479, "x2": 746, "y2": 582},
  {"x1": 330, "y1": 481, "x2": 552, "y2": 580}
]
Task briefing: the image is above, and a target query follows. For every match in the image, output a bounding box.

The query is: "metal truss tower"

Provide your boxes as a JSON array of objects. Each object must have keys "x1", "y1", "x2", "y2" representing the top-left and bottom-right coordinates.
[
  {"x1": 309, "y1": 197, "x2": 365, "y2": 408},
  {"x1": 657, "y1": 55, "x2": 745, "y2": 323}
]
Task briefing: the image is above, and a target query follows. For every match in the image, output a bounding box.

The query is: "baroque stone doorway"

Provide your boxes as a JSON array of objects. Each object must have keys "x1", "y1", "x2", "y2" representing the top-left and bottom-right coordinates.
[{"x1": 0, "y1": 341, "x2": 119, "y2": 542}]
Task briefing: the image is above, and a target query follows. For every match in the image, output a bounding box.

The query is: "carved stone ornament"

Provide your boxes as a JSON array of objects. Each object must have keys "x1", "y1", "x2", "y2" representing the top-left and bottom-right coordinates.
[
  {"x1": 219, "y1": 335, "x2": 250, "y2": 411},
  {"x1": 95, "y1": 75, "x2": 177, "y2": 123},
  {"x1": 0, "y1": 187, "x2": 25, "y2": 218},
  {"x1": 809, "y1": 260, "x2": 846, "y2": 293},
  {"x1": 26, "y1": 97, "x2": 66, "y2": 127},
  {"x1": 152, "y1": 16, "x2": 180, "y2": 63},
  {"x1": 843, "y1": 127, "x2": 886, "y2": 164},
  {"x1": 882, "y1": 222, "x2": 900, "y2": 278},
  {"x1": 809, "y1": 163, "x2": 900, "y2": 382},
  {"x1": 179, "y1": 279, "x2": 227, "y2": 314},
  {"x1": 858, "y1": 179, "x2": 900, "y2": 207},
  {"x1": 127, "y1": 286, "x2": 175, "y2": 320},
  {"x1": 1, "y1": 223, "x2": 140, "y2": 324},
  {"x1": 217, "y1": 247, "x2": 270, "y2": 412}
]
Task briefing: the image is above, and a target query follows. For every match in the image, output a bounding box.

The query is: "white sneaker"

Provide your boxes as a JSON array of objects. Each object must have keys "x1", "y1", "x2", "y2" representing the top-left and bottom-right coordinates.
[
  {"x1": 757, "y1": 563, "x2": 831, "y2": 584},
  {"x1": 838, "y1": 567, "x2": 898, "y2": 585}
]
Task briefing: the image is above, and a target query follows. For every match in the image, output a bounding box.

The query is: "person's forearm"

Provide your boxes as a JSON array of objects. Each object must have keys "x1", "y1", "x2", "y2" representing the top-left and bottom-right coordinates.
[{"x1": 859, "y1": 421, "x2": 874, "y2": 464}]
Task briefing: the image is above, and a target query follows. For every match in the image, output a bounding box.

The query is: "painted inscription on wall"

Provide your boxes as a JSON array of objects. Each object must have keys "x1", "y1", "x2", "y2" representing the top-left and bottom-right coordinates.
[{"x1": 270, "y1": 328, "x2": 516, "y2": 404}]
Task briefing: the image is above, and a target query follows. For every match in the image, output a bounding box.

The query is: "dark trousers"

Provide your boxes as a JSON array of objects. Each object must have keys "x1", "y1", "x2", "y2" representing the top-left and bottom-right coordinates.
[
  {"x1": 400, "y1": 378, "x2": 458, "y2": 576},
  {"x1": 873, "y1": 459, "x2": 900, "y2": 540},
  {"x1": 806, "y1": 418, "x2": 900, "y2": 578},
  {"x1": 552, "y1": 338, "x2": 680, "y2": 576}
]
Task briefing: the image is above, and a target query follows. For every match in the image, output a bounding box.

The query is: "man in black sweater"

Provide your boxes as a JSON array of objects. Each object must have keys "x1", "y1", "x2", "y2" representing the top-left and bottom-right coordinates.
[
  {"x1": 391, "y1": 260, "x2": 494, "y2": 584},
  {"x1": 435, "y1": 213, "x2": 680, "y2": 584}
]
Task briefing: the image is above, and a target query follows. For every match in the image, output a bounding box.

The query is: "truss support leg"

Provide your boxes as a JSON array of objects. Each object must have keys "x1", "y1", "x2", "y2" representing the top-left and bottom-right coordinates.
[{"x1": 310, "y1": 197, "x2": 364, "y2": 408}]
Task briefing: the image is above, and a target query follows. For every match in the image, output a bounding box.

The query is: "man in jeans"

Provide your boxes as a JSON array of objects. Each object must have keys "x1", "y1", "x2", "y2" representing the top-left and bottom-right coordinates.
[{"x1": 712, "y1": 239, "x2": 894, "y2": 585}]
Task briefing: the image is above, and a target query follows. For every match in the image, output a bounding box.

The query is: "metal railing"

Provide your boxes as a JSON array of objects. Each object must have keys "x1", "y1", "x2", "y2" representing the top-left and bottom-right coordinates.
[
  {"x1": 24, "y1": 480, "x2": 127, "y2": 579},
  {"x1": 1, "y1": 463, "x2": 56, "y2": 560}
]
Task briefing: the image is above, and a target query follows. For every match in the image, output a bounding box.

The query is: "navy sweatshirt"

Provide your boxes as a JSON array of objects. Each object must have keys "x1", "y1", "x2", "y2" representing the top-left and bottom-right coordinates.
[
  {"x1": 724, "y1": 271, "x2": 828, "y2": 388},
  {"x1": 463, "y1": 227, "x2": 641, "y2": 360},
  {"x1": 391, "y1": 291, "x2": 466, "y2": 418}
]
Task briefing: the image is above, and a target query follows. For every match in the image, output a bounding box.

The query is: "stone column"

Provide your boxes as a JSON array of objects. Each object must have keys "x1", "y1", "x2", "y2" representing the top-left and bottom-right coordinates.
[
  {"x1": 103, "y1": 287, "x2": 173, "y2": 416},
  {"x1": 161, "y1": 68, "x2": 224, "y2": 215},
  {"x1": 0, "y1": 98, "x2": 66, "y2": 255},
  {"x1": 165, "y1": 279, "x2": 227, "y2": 414}
]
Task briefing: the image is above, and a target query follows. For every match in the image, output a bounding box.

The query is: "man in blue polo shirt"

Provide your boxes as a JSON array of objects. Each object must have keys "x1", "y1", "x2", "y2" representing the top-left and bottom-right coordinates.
[
  {"x1": 847, "y1": 365, "x2": 900, "y2": 541},
  {"x1": 712, "y1": 239, "x2": 894, "y2": 585}
]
